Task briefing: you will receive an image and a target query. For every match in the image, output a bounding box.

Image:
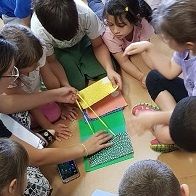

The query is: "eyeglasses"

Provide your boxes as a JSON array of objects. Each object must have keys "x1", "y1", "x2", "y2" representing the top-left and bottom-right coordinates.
[{"x1": 1, "y1": 66, "x2": 19, "y2": 82}]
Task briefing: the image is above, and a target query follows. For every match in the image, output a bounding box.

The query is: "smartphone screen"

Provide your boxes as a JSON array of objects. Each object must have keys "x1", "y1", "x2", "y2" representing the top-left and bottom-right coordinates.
[{"x1": 57, "y1": 160, "x2": 80, "y2": 183}]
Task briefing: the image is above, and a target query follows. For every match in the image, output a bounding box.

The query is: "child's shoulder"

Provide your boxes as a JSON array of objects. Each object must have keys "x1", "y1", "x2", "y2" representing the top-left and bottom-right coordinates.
[{"x1": 139, "y1": 18, "x2": 154, "y2": 41}]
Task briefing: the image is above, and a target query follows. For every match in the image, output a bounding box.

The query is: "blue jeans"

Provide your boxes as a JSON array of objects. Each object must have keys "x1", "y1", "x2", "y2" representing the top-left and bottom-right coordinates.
[{"x1": 87, "y1": 0, "x2": 104, "y2": 20}]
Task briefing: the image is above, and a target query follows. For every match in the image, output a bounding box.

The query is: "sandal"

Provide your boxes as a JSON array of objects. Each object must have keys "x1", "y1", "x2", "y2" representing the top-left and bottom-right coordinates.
[
  {"x1": 36, "y1": 129, "x2": 55, "y2": 147},
  {"x1": 150, "y1": 138, "x2": 178, "y2": 153},
  {"x1": 132, "y1": 103, "x2": 160, "y2": 116}
]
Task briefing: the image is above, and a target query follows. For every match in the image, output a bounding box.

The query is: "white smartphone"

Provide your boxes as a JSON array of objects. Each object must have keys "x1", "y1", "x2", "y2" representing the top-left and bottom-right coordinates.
[{"x1": 57, "y1": 160, "x2": 80, "y2": 183}]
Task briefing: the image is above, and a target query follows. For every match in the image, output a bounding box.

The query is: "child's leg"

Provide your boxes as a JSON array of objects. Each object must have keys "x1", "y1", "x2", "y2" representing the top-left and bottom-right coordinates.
[
  {"x1": 146, "y1": 70, "x2": 188, "y2": 111},
  {"x1": 80, "y1": 36, "x2": 107, "y2": 81},
  {"x1": 31, "y1": 102, "x2": 61, "y2": 128},
  {"x1": 152, "y1": 124, "x2": 173, "y2": 144},
  {"x1": 87, "y1": 0, "x2": 104, "y2": 20},
  {"x1": 54, "y1": 46, "x2": 87, "y2": 90}
]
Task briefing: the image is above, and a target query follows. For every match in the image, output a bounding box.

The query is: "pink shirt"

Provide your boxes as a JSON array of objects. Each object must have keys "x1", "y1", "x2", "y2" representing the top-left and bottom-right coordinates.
[{"x1": 102, "y1": 18, "x2": 154, "y2": 53}]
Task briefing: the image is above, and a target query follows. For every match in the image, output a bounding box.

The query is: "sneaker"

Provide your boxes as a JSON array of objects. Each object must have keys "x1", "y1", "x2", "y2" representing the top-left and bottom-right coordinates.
[
  {"x1": 150, "y1": 138, "x2": 178, "y2": 153},
  {"x1": 132, "y1": 103, "x2": 160, "y2": 116}
]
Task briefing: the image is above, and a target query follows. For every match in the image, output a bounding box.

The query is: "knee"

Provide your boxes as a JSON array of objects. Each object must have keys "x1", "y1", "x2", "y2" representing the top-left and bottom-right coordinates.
[
  {"x1": 146, "y1": 70, "x2": 162, "y2": 89},
  {"x1": 146, "y1": 70, "x2": 166, "y2": 101}
]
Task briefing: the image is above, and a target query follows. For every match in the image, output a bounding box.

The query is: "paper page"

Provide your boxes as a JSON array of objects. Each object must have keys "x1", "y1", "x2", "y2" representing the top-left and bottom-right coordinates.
[{"x1": 0, "y1": 113, "x2": 44, "y2": 149}]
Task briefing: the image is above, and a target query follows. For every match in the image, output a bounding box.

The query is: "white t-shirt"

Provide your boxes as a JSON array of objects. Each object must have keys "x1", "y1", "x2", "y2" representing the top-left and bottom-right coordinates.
[{"x1": 31, "y1": 0, "x2": 105, "y2": 56}]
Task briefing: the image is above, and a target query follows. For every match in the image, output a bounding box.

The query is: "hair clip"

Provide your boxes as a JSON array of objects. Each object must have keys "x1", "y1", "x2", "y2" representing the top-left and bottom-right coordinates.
[{"x1": 125, "y1": 6, "x2": 129, "y2": 12}]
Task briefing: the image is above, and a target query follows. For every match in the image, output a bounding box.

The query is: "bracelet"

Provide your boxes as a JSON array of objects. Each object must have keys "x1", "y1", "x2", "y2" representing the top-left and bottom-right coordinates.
[{"x1": 81, "y1": 143, "x2": 88, "y2": 157}]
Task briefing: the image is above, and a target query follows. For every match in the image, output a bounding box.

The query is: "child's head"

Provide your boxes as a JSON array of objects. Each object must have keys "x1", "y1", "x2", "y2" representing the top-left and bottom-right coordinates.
[
  {"x1": 0, "y1": 24, "x2": 43, "y2": 75},
  {"x1": 34, "y1": 0, "x2": 78, "y2": 41},
  {"x1": 0, "y1": 36, "x2": 18, "y2": 93},
  {"x1": 152, "y1": 0, "x2": 196, "y2": 52},
  {"x1": 103, "y1": 0, "x2": 152, "y2": 39},
  {"x1": 170, "y1": 96, "x2": 196, "y2": 152},
  {"x1": 119, "y1": 159, "x2": 189, "y2": 196},
  {"x1": 0, "y1": 138, "x2": 29, "y2": 195}
]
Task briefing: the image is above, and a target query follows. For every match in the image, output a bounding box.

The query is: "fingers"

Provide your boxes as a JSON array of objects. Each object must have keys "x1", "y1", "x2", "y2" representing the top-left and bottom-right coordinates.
[
  {"x1": 98, "y1": 134, "x2": 113, "y2": 145},
  {"x1": 62, "y1": 111, "x2": 78, "y2": 121},
  {"x1": 55, "y1": 128, "x2": 72, "y2": 140},
  {"x1": 99, "y1": 142, "x2": 112, "y2": 149},
  {"x1": 115, "y1": 75, "x2": 122, "y2": 90}
]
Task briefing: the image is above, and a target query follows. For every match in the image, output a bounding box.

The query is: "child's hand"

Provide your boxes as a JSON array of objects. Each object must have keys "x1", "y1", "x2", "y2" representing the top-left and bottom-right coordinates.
[
  {"x1": 130, "y1": 112, "x2": 155, "y2": 135},
  {"x1": 124, "y1": 41, "x2": 152, "y2": 56},
  {"x1": 61, "y1": 104, "x2": 78, "y2": 121},
  {"x1": 82, "y1": 131, "x2": 113, "y2": 156},
  {"x1": 107, "y1": 69, "x2": 122, "y2": 90},
  {"x1": 49, "y1": 122, "x2": 72, "y2": 140},
  {"x1": 54, "y1": 86, "x2": 77, "y2": 104}
]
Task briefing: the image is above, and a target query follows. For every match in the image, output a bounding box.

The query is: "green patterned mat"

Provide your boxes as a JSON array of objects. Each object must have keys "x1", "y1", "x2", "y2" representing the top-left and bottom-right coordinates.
[{"x1": 78, "y1": 110, "x2": 134, "y2": 172}]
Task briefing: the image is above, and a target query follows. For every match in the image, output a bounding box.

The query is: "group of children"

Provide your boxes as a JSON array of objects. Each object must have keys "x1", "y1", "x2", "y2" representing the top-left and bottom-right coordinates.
[{"x1": 0, "y1": 0, "x2": 196, "y2": 195}]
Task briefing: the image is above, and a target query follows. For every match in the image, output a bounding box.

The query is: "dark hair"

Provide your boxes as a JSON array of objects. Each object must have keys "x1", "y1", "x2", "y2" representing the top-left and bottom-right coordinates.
[
  {"x1": 0, "y1": 24, "x2": 43, "y2": 70},
  {"x1": 0, "y1": 138, "x2": 29, "y2": 194},
  {"x1": 103, "y1": 0, "x2": 152, "y2": 26},
  {"x1": 33, "y1": 0, "x2": 78, "y2": 41},
  {"x1": 170, "y1": 96, "x2": 196, "y2": 152},
  {"x1": 152, "y1": 0, "x2": 196, "y2": 44},
  {"x1": 119, "y1": 159, "x2": 181, "y2": 196},
  {"x1": 0, "y1": 36, "x2": 17, "y2": 78}
]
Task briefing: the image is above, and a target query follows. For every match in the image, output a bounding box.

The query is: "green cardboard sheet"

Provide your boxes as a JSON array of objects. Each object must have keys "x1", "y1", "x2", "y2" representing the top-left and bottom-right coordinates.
[{"x1": 78, "y1": 110, "x2": 134, "y2": 172}]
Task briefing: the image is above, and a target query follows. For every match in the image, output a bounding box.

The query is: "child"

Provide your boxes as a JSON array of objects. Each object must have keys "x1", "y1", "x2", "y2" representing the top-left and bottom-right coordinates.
[
  {"x1": 131, "y1": 96, "x2": 196, "y2": 152},
  {"x1": 0, "y1": 138, "x2": 29, "y2": 196},
  {"x1": 119, "y1": 159, "x2": 189, "y2": 196},
  {"x1": 0, "y1": 0, "x2": 32, "y2": 26},
  {"x1": 0, "y1": 36, "x2": 113, "y2": 194},
  {"x1": 1, "y1": 24, "x2": 76, "y2": 140},
  {"x1": 88, "y1": 0, "x2": 154, "y2": 86},
  {"x1": 124, "y1": 0, "x2": 196, "y2": 151},
  {"x1": 31, "y1": 0, "x2": 122, "y2": 91}
]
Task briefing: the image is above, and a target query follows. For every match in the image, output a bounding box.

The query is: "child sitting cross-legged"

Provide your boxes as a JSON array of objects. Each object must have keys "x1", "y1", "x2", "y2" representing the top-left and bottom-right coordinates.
[{"x1": 1, "y1": 24, "x2": 77, "y2": 141}]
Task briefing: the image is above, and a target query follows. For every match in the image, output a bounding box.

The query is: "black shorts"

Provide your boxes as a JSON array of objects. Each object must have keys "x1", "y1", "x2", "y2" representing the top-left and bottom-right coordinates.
[{"x1": 146, "y1": 70, "x2": 188, "y2": 102}]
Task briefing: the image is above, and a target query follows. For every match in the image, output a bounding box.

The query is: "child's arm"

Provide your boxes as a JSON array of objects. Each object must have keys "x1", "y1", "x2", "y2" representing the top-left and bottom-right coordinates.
[
  {"x1": 91, "y1": 36, "x2": 122, "y2": 89},
  {"x1": 40, "y1": 62, "x2": 61, "y2": 89},
  {"x1": 0, "y1": 87, "x2": 77, "y2": 114},
  {"x1": 46, "y1": 54, "x2": 70, "y2": 87},
  {"x1": 21, "y1": 15, "x2": 31, "y2": 27},
  {"x1": 11, "y1": 131, "x2": 112, "y2": 166},
  {"x1": 124, "y1": 41, "x2": 182, "y2": 79},
  {"x1": 130, "y1": 111, "x2": 172, "y2": 135},
  {"x1": 30, "y1": 108, "x2": 71, "y2": 140},
  {"x1": 113, "y1": 51, "x2": 145, "y2": 82}
]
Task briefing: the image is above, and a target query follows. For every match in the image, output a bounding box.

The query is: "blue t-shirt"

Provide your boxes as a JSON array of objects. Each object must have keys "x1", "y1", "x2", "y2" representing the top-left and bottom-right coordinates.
[{"x1": 0, "y1": 0, "x2": 31, "y2": 18}]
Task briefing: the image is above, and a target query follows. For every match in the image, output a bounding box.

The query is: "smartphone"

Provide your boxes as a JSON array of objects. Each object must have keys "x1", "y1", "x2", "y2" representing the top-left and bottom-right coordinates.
[{"x1": 57, "y1": 160, "x2": 80, "y2": 183}]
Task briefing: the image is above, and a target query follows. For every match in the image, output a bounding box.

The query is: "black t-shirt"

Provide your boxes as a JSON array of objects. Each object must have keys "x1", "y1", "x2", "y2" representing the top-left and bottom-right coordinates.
[{"x1": 0, "y1": 119, "x2": 12, "y2": 138}]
